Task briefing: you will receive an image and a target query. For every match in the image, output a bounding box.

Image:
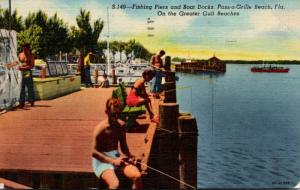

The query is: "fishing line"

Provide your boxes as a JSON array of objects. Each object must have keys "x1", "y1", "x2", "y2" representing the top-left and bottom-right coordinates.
[{"x1": 124, "y1": 159, "x2": 197, "y2": 189}]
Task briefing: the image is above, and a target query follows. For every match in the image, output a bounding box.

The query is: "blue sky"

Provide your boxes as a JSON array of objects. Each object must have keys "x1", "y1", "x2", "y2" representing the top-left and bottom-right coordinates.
[{"x1": 1, "y1": 0, "x2": 300, "y2": 60}]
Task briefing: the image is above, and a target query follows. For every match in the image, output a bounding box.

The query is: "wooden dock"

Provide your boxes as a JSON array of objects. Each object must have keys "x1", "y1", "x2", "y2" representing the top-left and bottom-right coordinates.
[{"x1": 0, "y1": 87, "x2": 161, "y2": 189}]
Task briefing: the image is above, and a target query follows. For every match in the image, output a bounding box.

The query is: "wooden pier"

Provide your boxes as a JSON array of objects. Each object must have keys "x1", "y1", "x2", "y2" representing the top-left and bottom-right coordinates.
[
  {"x1": 0, "y1": 72, "x2": 198, "y2": 189},
  {"x1": 0, "y1": 87, "x2": 160, "y2": 188}
]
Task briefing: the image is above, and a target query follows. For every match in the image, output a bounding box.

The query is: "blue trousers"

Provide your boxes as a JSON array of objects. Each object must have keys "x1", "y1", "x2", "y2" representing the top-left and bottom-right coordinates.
[
  {"x1": 19, "y1": 77, "x2": 35, "y2": 104},
  {"x1": 151, "y1": 69, "x2": 163, "y2": 93},
  {"x1": 85, "y1": 67, "x2": 92, "y2": 86}
]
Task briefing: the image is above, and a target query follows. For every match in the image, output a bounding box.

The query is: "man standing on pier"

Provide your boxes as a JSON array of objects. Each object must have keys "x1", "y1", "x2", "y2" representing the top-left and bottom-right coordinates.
[
  {"x1": 6, "y1": 43, "x2": 35, "y2": 108},
  {"x1": 150, "y1": 50, "x2": 165, "y2": 99},
  {"x1": 84, "y1": 51, "x2": 93, "y2": 87},
  {"x1": 91, "y1": 97, "x2": 142, "y2": 189}
]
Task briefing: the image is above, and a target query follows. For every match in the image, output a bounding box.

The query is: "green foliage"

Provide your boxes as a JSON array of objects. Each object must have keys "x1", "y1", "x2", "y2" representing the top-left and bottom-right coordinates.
[
  {"x1": 71, "y1": 8, "x2": 104, "y2": 54},
  {"x1": 25, "y1": 10, "x2": 47, "y2": 29},
  {"x1": 0, "y1": 7, "x2": 23, "y2": 31},
  {"x1": 97, "y1": 39, "x2": 152, "y2": 62},
  {"x1": 44, "y1": 13, "x2": 71, "y2": 57},
  {"x1": 1, "y1": 7, "x2": 152, "y2": 61},
  {"x1": 22, "y1": 10, "x2": 71, "y2": 58},
  {"x1": 17, "y1": 25, "x2": 42, "y2": 55},
  {"x1": 172, "y1": 57, "x2": 186, "y2": 62}
]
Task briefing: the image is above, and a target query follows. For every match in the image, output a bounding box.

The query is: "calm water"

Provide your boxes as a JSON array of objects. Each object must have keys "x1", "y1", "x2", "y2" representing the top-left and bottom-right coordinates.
[{"x1": 176, "y1": 64, "x2": 300, "y2": 188}]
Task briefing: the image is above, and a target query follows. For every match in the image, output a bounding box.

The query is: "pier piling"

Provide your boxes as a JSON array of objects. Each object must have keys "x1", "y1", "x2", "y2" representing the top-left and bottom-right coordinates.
[
  {"x1": 94, "y1": 67, "x2": 98, "y2": 86},
  {"x1": 41, "y1": 65, "x2": 46, "y2": 79},
  {"x1": 164, "y1": 71, "x2": 176, "y2": 103},
  {"x1": 164, "y1": 56, "x2": 171, "y2": 71},
  {"x1": 165, "y1": 71, "x2": 176, "y2": 82},
  {"x1": 178, "y1": 115, "x2": 198, "y2": 189},
  {"x1": 164, "y1": 82, "x2": 176, "y2": 103},
  {"x1": 157, "y1": 103, "x2": 180, "y2": 189}
]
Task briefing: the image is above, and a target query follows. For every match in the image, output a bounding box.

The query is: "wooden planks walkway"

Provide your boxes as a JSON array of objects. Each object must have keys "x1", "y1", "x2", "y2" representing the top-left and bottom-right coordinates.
[{"x1": 0, "y1": 87, "x2": 158, "y2": 175}]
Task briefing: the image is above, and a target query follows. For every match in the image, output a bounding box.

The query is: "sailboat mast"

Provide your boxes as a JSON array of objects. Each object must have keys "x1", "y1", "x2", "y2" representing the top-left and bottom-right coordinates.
[{"x1": 106, "y1": 7, "x2": 111, "y2": 75}]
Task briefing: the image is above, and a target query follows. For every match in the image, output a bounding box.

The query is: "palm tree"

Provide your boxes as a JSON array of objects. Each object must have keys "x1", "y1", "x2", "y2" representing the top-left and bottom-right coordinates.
[
  {"x1": 73, "y1": 8, "x2": 104, "y2": 55},
  {"x1": 0, "y1": 8, "x2": 23, "y2": 31},
  {"x1": 110, "y1": 41, "x2": 119, "y2": 63}
]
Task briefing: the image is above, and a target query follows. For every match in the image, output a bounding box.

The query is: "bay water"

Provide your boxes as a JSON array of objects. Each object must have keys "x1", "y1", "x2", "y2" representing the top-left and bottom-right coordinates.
[{"x1": 176, "y1": 64, "x2": 300, "y2": 188}]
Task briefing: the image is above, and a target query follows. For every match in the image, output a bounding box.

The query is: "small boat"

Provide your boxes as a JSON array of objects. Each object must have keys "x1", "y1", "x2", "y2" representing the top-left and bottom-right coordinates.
[{"x1": 251, "y1": 65, "x2": 289, "y2": 73}]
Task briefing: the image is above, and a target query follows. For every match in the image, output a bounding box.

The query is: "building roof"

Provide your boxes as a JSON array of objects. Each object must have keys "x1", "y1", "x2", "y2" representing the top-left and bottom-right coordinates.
[{"x1": 209, "y1": 56, "x2": 220, "y2": 61}]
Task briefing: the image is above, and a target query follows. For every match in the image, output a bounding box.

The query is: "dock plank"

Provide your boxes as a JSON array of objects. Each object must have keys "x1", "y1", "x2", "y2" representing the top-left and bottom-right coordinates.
[{"x1": 0, "y1": 88, "x2": 157, "y2": 175}]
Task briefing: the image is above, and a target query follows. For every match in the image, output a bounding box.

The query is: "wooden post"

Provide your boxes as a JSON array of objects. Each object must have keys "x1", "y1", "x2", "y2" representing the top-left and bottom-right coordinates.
[
  {"x1": 164, "y1": 82, "x2": 176, "y2": 103},
  {"x1": 39, "y1": 173, "x2": 56, "y2": 189},
  {"x1": 178, "y1": 116, "x2": 198, "y2": 189},
  {"x1": 157, "y1": 103, "x2": 179, "y2": 189},
  {"x1": 165, "y1": 71, "x2": 176, "y2": 82},
  {"x1": 94, "y1": 67, "x2": 99, "y2": 87},
  {"x1": 112, "y1": 69, "x2": 117, "y2": 84},
  {"x1": 164, "y1": 56, "x2": 171, "y2": 71},
  {"x1": 62, "y1": 174, "x2": 83, "y2": 188},
  {"x1": 41, "y1": 65, "x2": 46, "y2": 79}
]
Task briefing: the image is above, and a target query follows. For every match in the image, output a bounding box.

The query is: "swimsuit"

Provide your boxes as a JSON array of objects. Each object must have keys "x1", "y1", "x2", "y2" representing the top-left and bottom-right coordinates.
[
  {"x1": 126, "y1": 86, "x2": 143, "y2": 106},
  {"x1": 92, "y1": 150, "x2": 118, "y2": 178}
]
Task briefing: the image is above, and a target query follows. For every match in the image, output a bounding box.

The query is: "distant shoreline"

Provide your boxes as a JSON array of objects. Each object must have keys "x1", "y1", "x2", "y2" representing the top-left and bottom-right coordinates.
[{"x1": 172, "y1": 60, "x2": 300, "y2": 65}]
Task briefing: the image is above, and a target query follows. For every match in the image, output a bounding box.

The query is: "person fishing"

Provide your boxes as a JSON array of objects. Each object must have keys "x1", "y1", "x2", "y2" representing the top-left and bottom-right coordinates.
[
  {"x1": 150, "y1": 50, "x2": 165, "y2": 99},
  {"x1": 92, "y1": 97, "x2": 142, "y2": 189},
  {"x1": 126, "y1": 69, "x2": 159, "y2": 123}
]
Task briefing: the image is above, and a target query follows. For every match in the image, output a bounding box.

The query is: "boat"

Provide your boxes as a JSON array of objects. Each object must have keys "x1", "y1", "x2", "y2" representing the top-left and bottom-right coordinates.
[{"x1": 251, "y1": 65, "x2": 289, "y2": 73}]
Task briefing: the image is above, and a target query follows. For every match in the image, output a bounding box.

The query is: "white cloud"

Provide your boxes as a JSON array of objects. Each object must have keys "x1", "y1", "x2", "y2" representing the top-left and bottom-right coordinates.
[{"x1": 234, "y1": 10, "x2": 300, "y2": 38}]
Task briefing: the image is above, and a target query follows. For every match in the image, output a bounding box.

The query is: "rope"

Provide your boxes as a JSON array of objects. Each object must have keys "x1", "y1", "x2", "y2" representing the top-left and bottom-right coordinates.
[
  {"x1": 156, "y1": 126, "x2": 173, "y2": 133},
  {"x1": 176, "y1": 85, "x2": 192, "y2": 90},
  {"x1": 125, "y1": 160, "x2": 197, "y2": 189}
]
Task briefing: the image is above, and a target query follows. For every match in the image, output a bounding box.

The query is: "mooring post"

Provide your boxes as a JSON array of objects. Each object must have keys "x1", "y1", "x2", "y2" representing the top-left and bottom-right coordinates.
[
  {"x1": 41, "y1": 65, "x2": 46, "y2": 79},
  {"x1": 112, "y1": 68, "x2": 117, "y2": 84},
  {"x1": 164, "y1": 82, "x2": 176, "y2": 103},
  {"x1": 164, "y1": 71, "x2": 176, "y2": 103},
  {"x1": 157, "y1": 103, "x2": 180, "y2": 189},
  {"x1": 165, "y1": 71, "x2": 176, "y2": 82},
  {"x1": 94, "y1": 67, "x2": 98, "y2": 86},
  {"x1": 178, "y1": 115, "x2": 198, "y2": 189},
  {"x1": 164, "y1": 56, "x2": 171, "y2": 71}
]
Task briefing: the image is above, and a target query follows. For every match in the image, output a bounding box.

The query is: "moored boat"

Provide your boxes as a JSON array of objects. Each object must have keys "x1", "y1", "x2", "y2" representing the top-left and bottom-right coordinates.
[{"x1": 251, "y1": 66, "x2": 289, "y2": 73}]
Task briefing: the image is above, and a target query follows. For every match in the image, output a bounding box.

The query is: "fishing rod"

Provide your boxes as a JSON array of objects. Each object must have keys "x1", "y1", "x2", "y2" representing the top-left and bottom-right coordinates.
[{"x1": 123, "y1": 158, "x2": 197, "y2": 189}]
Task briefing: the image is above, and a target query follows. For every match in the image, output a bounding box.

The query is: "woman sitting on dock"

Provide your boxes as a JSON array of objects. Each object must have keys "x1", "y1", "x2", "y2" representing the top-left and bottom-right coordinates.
[{"x1": 126, "y1": 69, "x2": 159, "y2": 123}]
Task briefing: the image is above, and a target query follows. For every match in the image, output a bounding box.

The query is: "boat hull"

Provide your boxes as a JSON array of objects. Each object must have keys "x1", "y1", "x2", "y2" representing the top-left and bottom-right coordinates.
[{"x1": 251, "y1": 68, "x2": 289, "y2": 73}]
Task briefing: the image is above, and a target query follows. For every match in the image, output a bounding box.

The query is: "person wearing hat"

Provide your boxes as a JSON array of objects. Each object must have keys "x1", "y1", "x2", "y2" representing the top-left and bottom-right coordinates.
[{"x1": 84, "y1": 51, "x2": 93, "y2": 87}]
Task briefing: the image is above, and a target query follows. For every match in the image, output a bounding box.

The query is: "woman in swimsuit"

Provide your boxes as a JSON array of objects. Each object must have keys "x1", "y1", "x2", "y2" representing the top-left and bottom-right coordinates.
[{"x1": 126, "y1": 69, "x2": 159, "y2": 123}]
